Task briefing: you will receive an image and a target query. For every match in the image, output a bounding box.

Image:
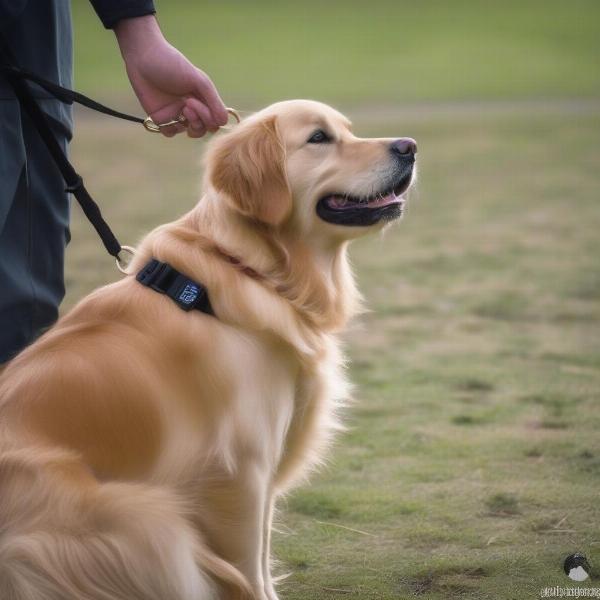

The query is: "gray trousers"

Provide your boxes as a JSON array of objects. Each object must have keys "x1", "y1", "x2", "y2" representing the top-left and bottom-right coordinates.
[
  {"x1": 0, "y1": 106, "x2": 71, "y2": 363},
  {"x1": 0, "y1": 0, "x2": 72, "y2": 362}
]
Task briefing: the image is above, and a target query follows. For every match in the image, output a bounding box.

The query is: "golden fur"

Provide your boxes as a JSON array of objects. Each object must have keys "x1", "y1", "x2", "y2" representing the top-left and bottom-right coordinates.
[{"x1": 0, "y1": 100, "x2": 415, "y2": 599}]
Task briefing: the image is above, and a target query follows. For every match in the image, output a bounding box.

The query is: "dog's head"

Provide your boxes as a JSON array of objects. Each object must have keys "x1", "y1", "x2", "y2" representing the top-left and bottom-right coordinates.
[{"x1": 206, "y1": 100, "x2": 416, "y2": 242}]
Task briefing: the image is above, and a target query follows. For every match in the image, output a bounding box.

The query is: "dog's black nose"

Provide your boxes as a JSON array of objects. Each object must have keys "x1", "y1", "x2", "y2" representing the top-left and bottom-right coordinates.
[{"x1": 390, "y1": 137, "x2": 417, "y2": 157}]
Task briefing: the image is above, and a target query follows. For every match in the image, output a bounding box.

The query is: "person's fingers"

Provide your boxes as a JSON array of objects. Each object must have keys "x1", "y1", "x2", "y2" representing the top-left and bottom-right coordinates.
[
  {"x1": 192, "y1": 70, "x2": 229, "y2": 127},
  {"x1": 160, "y1": 126, "x2": 177, "y2": 138},
  {"x1": 159, "y1": 122, "x2": 187, "y2": 137},
  {"x1": 187, "y1": 123, "x2": 207, "y2": 138},
  {"x1": 181, "y1": 104, "x2": 205, "y2": 131},
  {"x1": 184, "y1": 97, "x2": 217, "y2": 132},
  {"x1": 149, "y1": 101, "x2": 186, "y2": 137}
]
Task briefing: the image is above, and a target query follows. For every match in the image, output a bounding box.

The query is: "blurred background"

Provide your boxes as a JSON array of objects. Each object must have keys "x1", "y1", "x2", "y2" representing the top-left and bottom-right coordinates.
[{"x1": 69, "y1": 2, "x2": 600, "y2": 598}]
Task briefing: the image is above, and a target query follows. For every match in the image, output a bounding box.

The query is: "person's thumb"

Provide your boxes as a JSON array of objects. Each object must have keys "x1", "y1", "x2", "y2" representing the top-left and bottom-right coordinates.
[{"x1": 191, "y1": 70, "x2": 229, "y2": 127}]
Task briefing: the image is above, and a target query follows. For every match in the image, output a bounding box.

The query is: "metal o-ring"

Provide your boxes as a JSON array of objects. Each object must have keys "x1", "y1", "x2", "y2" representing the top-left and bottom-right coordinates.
[{"x1": 115, "y1": 245, "x2": 136, "y2": 274}]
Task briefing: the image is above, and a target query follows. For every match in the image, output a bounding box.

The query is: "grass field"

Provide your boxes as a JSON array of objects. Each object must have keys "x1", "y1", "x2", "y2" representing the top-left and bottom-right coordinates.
[
  {"x1": 72, "y1": 0, "x2": 600, "y2": 106},
  {"x1": 66, "y1": 106, "x2": 600, "y2": 599},
  {"x1": 65, "y1": 2, "x2": 600, "y2": 598}
]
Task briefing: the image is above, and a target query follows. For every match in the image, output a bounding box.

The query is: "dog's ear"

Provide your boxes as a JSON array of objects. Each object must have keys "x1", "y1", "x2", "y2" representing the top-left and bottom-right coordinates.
[{"x1": 208, "y1": 116, "x2": 292, "y2": 226}]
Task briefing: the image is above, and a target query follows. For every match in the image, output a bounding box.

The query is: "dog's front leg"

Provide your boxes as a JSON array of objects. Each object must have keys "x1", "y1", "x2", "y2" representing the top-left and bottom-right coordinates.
[
  {"x1": 199, "y1": 462, "x2": 271, "y2": 599},
  {"x1": 262, "y1": 495, "x2": 280, "y2": 600}
]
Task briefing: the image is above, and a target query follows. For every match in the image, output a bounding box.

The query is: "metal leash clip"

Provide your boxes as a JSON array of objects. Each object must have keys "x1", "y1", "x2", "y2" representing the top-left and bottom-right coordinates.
[
  {"x1": 223, "y1": 107, "x2": 241, "y2": 125},
  {"x1": 143, "y1": 108, "x2": 240, "y2": 133},
  {"x1": 143, "y1": 113, "x2": 186, "y2": 133}
]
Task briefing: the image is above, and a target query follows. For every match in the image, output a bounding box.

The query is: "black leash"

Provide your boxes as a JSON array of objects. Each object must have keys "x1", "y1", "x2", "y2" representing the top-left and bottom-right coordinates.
[
  {"x1": 0, "y1": 63, "x2": 189, "y2": 134},
  {"x1": 2, "y1": 64, "x2": 146, "y2": 126},
  {"x1": 0, "y1": 34, "x2": 128, "y2": 259},
  {"x1": 0, "y1": 33, "x2": 226, "y2": 316},
  {"x1": 1, "y1": 57, "x2": 215, "y2": 315},
  {"x1": 0, "y1": 48, "x2": 240, "y2": 264}
]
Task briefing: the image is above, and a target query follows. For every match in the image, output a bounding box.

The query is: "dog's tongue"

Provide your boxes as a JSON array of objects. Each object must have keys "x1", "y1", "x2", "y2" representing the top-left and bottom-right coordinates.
[
  {"x1": 328, "y1": 196, "x2": 354, "y2": 209},
  {"x1": 328, "y1": 192, "x2": 399, "y2": 210},
  {"x1": 367, "y1": 192, "x2": 400, "y2": 208}
]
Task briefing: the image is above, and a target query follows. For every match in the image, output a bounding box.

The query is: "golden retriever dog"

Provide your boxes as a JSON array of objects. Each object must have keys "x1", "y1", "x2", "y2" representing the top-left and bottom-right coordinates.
[{"x1": 0, "y1": 100, "x2": 416, "y2": 599}]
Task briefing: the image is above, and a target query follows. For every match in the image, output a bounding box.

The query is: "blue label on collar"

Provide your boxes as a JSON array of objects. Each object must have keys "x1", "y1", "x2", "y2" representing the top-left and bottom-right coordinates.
[{"x1": 178, "y1": 283, "x2": 199, "y2": 305}]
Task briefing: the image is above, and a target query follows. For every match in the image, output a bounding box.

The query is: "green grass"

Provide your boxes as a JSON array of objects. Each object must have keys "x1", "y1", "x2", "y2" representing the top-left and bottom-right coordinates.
[
  {"x1": 63, "y1": 2, "x2": 600, "y2": 597},
  {"x1": 72, "y1": 0, "x2": 600, "y2": 106},
  {"x1": 66, "y1": 106, "x2": 600, "y2": 599}
]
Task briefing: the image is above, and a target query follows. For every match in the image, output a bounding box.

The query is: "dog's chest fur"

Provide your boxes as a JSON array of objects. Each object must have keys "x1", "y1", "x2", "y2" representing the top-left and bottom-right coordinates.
[
  {"x1": 273, "y1": 334, "x2": 349, "y2": 490},
  {"x1": 154, "y1": 323, "x2": 348, "y2": 492}
]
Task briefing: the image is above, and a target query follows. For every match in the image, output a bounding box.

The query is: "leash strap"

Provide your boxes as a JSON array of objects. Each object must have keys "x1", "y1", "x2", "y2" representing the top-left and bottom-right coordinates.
[
  {"x1": 1, "y1": 65, "x2": 145, "y2": 125},
  {"x1": 136, "y1": 259, "x2": 213, "y2": 315},
  {"x1": 0, "y1": 34, "x2": 123, "y2": 258}
]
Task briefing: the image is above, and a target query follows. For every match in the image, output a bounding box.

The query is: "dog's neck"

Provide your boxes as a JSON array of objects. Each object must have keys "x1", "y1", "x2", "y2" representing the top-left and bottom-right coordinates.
[
  {"x1": 132, "y1": 188, "x2": 362, "y2": 354},
  {"x1": 130, "y1": 193, "x2": 362, "y2": 360},
  {"x1": 184, "y1": 190, "x2": 363, "y2": 332}
]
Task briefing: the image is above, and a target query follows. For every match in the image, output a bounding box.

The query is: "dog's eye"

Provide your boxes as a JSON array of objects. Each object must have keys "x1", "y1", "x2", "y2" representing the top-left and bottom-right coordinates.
[{"x1": 307, "y1": 130, "x2": 331, "y2": 144}]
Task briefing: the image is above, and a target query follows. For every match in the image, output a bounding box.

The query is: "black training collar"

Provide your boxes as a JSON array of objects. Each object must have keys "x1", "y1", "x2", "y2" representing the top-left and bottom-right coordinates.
[{"x1": 136, "y1": 259, "x2": 213, "y2": 315}]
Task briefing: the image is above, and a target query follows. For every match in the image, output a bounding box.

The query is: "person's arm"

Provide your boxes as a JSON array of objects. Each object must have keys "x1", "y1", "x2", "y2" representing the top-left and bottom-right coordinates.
[
  {"x1": 89, "y1": 2, "x2": 228, "y2": 137},
  {"x1": 113, "y1": 16, "x2": 228, "y2": 137}
]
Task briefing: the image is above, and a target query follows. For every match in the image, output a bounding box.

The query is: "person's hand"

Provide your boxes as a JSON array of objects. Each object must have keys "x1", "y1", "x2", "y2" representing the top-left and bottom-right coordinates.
[{"x1": 114, "y1": 16, "x2": 228, "y2": 137}]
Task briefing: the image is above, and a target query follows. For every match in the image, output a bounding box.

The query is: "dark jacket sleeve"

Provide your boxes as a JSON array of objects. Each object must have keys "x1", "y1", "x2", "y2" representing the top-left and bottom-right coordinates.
[{"x1": 88, "y1": 0, "x2": 155, "y2": 29}]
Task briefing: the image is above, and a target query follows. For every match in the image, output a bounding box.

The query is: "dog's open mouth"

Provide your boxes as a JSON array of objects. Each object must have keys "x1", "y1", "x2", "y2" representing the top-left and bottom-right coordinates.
[{"x1": 316, "y1": 170, "x2": 412, "y2": 226}]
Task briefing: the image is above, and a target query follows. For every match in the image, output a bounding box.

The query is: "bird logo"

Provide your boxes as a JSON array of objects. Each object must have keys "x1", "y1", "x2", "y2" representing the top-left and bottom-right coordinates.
[{"x1": 563, "y1": 553, "x2": 591, "y2": 582}]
